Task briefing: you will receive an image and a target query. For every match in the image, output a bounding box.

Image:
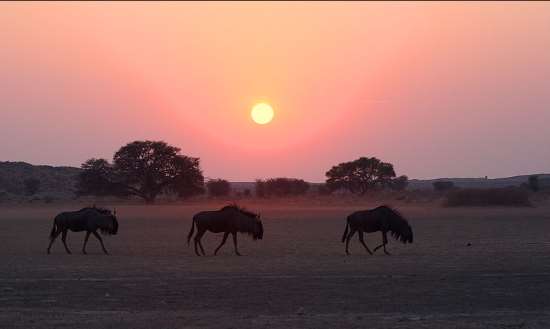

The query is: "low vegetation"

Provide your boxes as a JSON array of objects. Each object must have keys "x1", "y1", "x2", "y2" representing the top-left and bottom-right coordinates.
[
  {"x1": 433, "y1": 180, "x2": 455, "y2": 192},
  {"x1": 444, "y1": 187, "x2": 531, "y2": 207},
  {"x1": 255, "y1": 178, "x2": 310, "y2": 197}
]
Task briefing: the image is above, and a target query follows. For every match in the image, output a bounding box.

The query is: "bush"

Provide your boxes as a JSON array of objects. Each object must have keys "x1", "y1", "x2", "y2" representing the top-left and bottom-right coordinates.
[
  {"x1": 433, "y1": 180, "x2": 455, "y2": 192},
  {"x1": 206, "y1": 179, "x2": 231, "y2": 197},
  {"x1": 445, "y1": 187, "x2": 531, "y2": 207},
  {"x1": 389, "y1": 175, "x2": 409, "y2": 191},
  {"x1": 255, "y1": 178, "x2": 310, "y2": 197}
]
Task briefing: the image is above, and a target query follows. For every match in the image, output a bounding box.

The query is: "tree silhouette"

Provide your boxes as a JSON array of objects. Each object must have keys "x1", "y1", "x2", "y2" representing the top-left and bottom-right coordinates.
[
  {"x1": 78, "y1": 141, "x2": 204, "y2": 203},
  {"x1": 325, "y1": 157, "x2": 397, "y2": 195}
]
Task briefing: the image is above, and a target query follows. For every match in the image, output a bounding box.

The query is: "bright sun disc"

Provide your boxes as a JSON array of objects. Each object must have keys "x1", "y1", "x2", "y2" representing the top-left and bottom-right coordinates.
[{"x1": 251, "y1": 103, "x2": 274, "y2": 125}]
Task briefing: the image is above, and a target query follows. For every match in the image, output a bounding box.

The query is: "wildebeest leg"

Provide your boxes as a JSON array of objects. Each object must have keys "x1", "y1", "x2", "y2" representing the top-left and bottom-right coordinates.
[
  {"x1": 92, "y1": 231, "x2": 109, "y2": 254},
  {"x1": 194, "y1": 228, "x2": 206, "y2": 256},
  {"x1": 214, "y1": 232, "x2": 229, "y2": 255},
  {"x1": 373, "y1": 231, "x2": 391, "y2": 255},
  {"x1": 345, "y1": 228, "x2": 356, "y2": 255},
  {"x1": 358, "y1": 231, "x2": 373, "y2": 255},
  {"x1": 47, "y1": 230, "x2": 61, "y2": 254},
  {"x1": 198, "y1": 238, "x2": 206, "y2": 256},
  {"x1": 232, "y1": 232, "x2": 241, "y2": 256},
  {"x1": 82, "y1": 231, "x2": 91, "y2": 254},
  {"x1": 61, "y1": 230, "x2": 71, "y2": 254}
]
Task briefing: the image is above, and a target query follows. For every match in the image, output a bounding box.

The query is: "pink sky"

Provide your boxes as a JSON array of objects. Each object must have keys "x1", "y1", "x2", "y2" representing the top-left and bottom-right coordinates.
[{"x1": 1, "y1": 2, "x2": 549, "y2": 182}]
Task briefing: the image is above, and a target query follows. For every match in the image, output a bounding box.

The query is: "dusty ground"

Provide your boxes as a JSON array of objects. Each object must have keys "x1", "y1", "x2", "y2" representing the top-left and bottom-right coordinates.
[{"x1": 1, "y1": 202, "x2": 550, "y2": 328}]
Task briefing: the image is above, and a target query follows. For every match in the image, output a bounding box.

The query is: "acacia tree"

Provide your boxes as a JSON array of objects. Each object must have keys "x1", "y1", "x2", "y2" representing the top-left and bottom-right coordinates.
[
  {"x1": 77, "y1": 141, "x2": 204, "y2": 203},
  {"x1": 325, "y1": 157, "x2": 397, "y2": 195}
]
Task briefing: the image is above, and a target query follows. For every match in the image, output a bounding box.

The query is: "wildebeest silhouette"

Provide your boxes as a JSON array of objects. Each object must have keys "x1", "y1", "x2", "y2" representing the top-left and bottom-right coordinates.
[
  {"x1": 187, "y1": 204, "x2": 263, "y2": 256},
  {"x1": 342, "y1": 205, "x2": 413, "y2": 255},
  {"x1": 47, "y1": 207, "x2": 119, "y2": 255}
]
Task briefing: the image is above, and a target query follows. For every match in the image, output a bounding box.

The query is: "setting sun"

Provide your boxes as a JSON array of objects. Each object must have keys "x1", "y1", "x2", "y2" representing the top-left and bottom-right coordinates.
[{"x1": 251, "y1": 103, "x2": 274, "y2": 125}]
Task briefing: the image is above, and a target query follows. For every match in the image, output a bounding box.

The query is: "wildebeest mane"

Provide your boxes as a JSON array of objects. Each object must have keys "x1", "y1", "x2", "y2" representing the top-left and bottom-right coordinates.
[
  {"x1": 221, "y1": 203, "x2": 258, "y2": 218},
  {"x1": 77, "y1": 207, "x2": 117, "y2": 235},
  {"x1": 379, "y1": 205, "x2": 412, "y2": 243},
  {"x1": 77, "y1": 207, "x2": 112, "y2": 215},
  {"x1": 221, "y1": 203, "x2": 262, "y2": 240}
]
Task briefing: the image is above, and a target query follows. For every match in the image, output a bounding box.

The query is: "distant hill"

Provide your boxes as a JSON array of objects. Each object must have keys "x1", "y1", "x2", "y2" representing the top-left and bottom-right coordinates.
[
  {"x1": 0, "y1": 161, "x2": 81, "y2": 200},
  {"x1": 407, "y1": 175, "x2": 550, "y2": 190},
  {"x1": 0, "y1": 161, "x2": 547, "y2": 201}
]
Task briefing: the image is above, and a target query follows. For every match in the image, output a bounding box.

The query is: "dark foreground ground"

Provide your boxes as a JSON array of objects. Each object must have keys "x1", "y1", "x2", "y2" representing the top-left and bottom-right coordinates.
[{"x1": 1, "y1": 203, "x2": 550, "y2": 328}]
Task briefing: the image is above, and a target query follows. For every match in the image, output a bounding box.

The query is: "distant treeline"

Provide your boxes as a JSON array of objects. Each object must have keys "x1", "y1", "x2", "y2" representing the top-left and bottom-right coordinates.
[
  {"x1": 74, "y1": 140, "x2": 410, "y2": 203},
  {"x1": 1, "y1": 140, "x2": 547, "y2": 205}
]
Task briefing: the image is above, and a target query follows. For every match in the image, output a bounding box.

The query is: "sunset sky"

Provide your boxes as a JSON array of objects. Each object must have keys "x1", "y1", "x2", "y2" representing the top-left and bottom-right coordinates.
[{"x1": 1, "y1": 2, "x2": 549, "y2": 182}]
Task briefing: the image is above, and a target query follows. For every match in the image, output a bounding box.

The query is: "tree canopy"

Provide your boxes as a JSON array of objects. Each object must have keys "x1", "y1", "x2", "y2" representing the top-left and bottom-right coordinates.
[
  {"x1": 325, "y1": 157, "x2": 398, "y2": 194},
  {"x1": 77, "y1": 140, "x2": 204, "y2": 203}
]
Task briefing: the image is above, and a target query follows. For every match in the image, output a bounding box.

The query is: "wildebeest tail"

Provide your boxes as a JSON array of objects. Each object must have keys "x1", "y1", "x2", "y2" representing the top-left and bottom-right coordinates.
[
  {"x1": 187, "y1": 216, "x2": 196, "y2": 246},
  {"x1": 341, "y1": 217, "x2": 350, "y2": 243}
]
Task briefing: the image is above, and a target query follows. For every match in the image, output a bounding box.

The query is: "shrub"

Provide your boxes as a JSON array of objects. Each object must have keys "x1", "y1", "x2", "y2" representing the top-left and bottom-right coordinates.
[
  {"x1": 255, "y1": 178, "x2": 310, "y2": 197},
  {"x1": 445, "y1": 187, "x2": 531, "y2": 207},
  {"x1": 389, "y1": 175, "x2": 409, "y2": 191},
  {"x1": 206, "y1": 179, "x2": 231, "y2": 197}
]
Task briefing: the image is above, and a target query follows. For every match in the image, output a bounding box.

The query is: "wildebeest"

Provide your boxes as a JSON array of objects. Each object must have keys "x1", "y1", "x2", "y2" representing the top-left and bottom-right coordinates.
[
  {"x1": 341, "y1": 205, "x2": 413, "y2": 255},
  {"x1": 187, "y1": 204, "x2": 263, "y2": 256},
  {"x1": 47, "y1": 207, "x2": 119, "y2": 255}
]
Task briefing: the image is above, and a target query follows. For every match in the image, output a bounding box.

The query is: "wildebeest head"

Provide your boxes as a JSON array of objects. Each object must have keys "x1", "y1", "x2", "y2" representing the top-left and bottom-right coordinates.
[
  {"x1": 385, "y1": 206, "x2": 413, "y2": 244},
  {"x1": 99, "y1": 208, "x2": 118, "y2": 235},
  {"x1": 403, "y1": 224, "x2": 413, "y2": 243},
  {"x1": 110, "y1": 212, "x2": 119, "y2": 235},
  {"x1": 253, "y1": 215, "x2": 264, "y2": 240}
]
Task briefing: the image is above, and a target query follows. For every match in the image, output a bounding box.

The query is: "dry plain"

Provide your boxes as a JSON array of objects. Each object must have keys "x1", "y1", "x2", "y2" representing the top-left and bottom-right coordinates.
[{"x1": 1, "y1": 202, "x2": 550, "y2": 328}]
